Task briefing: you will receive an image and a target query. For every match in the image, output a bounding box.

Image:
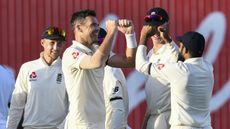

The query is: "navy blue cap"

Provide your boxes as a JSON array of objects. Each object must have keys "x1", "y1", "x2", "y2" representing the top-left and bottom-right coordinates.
[
  {"x1": 144, "y1": 7, "x2": 169, "y2": 26},
  {"x1": 177, "y1": 31, "x2": 205, "y2": 56},
  {"x1": 98, "y1": 28, "x2": 107, "y2": 44},
  {"x1": 98, "y1": 28, "x2": 107, "y2": 39},
  {"x1": 42, "y1": 26, "x2": 66, "y2": 41}
]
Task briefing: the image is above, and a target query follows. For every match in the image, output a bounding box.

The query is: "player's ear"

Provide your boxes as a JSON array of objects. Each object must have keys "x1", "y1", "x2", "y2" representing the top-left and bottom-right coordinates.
[
  {"x1": 185, "y1": 47, "x2": 189, "y2": 54},
  {"x1": 76, "y1": 24, "x2": 83, "y2": 33},
  {"x1": 41, "y1": 39, "x2": 45, "y2": 46}
]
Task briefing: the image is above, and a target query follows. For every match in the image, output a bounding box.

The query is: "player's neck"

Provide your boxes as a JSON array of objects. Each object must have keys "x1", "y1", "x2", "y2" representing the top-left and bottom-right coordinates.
[
  {"x1": 75, "y1": 37, "x2": 92, "y2": 49},
  {"x1": 41, "y1": 53, "x2": 56, "y2": 66},
  {"x1": 152, "y1": 42, "x2": 164, "y2": 54}
]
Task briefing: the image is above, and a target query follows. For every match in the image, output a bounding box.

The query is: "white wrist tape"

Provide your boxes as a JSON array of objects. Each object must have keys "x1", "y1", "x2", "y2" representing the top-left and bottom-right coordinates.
[{"x1": 125, "y1": 33, "x2": 137, "y2": 48}]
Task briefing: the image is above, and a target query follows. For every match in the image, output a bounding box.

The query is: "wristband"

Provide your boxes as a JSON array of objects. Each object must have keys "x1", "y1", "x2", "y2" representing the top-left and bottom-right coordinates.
[{"x1": 125, "y1": 33, "x2": 137, "y2": 48}]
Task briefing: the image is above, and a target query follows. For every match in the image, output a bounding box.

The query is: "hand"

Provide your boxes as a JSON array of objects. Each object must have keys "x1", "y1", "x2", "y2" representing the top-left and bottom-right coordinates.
[
  {"x1": 117, "y1": 19, "x2": 134, "y2": 34},
  {"x1": 157, "y1": 23, "x2": 172, "y2": 43},
  {"x1": 139, "y1": 25, "x2": 157, "y2": 45},
  {"x1": 141, "y1": 25, "x2": 157, "y2": 38},
  {"x1": 105, "y1": 20, "x2": 118, "y2": 34}
]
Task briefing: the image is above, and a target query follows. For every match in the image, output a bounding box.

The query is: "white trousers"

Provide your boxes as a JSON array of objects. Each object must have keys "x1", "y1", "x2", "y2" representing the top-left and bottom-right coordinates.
[
  {"x1": 171, "y1": 125, "x2": 213, "y2": 129},
  {"x1": 146, "y1": 111, "x2": 170, "y2": 129},
  {"x1": 64, "y1": 119, "x2": 105, "y2": 129},
  {"x1": 24, "y1": 127, "x2": 58, "y2": 129}
]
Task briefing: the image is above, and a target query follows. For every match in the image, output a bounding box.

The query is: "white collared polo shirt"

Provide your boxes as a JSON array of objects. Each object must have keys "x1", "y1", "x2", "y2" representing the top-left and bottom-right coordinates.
[
  {"x1": 145, "y1": 41, "x2": 179, "y2": 115},
  {"x1": 7, "y1": 57, "x2": 68, "y2": 129},
  {"x1": 136, "y1": 46, "x2": 214, "y2": 128},
  {"x1": 62, "y1": 41, "x2": 105, "y2": 129}
]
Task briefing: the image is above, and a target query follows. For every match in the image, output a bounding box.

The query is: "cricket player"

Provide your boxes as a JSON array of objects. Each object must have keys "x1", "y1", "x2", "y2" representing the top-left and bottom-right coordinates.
[
  {"x1": 62, "y1": 9, "x2": 136, "y2": 129},
  {"x1": 6, "y1": 26, "x2": 68, "y2": 129},
  {"x1": 136, "y1": 29, "x2": 214, "y2": 129},
  {"x1": 140, "y1": 7, "x2": 179, "y2": 129},
  {"x1": 98, "y1": 28, "x2": 130, "y2": 129},
  {"x1": 103, "y1": 66, "x2": 129, "y2": 129}
]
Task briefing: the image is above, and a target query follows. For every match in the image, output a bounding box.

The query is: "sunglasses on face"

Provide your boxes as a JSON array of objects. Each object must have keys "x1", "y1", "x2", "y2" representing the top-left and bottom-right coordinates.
[
  {"x1": 47, "y1": 27, "x2": 66, "y2": 37},
  {"x1": 144, "y1": 14, "x2": 163, "y2": 22}
]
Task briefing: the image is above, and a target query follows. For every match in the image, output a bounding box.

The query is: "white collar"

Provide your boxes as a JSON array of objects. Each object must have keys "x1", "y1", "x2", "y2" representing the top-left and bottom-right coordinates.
[
  {"x1": 39, "y1": 53, "x2": 61, "y2": 66},
  {"x1": 72, "y1": 40, "x2": 94, "y2": 53},
  {"x1": 184, "y1": 57, "x2": 204, "y2": 64}
]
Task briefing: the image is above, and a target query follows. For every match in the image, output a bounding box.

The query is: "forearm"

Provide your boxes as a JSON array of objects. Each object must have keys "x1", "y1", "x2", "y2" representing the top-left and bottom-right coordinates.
[
  {"x1": 107, "y1": 33, "x2": 137, "y2": 68},
  {"x1": 98, "y1": 30, "x2": 116, "y2": 56},
  {"x1": 6, "y1": 93, "x2": 25, "y2": 129},
  {"x1": 124, "y1": 33, "x2": 137, "y2": 67},
  {"x1": 139, "y1": 34, "x2": 148, "y2": 46},
  {"x1": 80, "y1": 50, "x2": 108, "y2": 69},
  {"x1": 109, "y1": 109, "x2": 126, "y2": 129},
  {"x1": 7, "y1": 107, "x2": 24, "y2": 129}
]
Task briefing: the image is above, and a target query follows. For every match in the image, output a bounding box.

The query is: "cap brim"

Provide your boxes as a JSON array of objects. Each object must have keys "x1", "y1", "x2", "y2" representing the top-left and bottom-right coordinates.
[
  {"x1": 44, "y1": 36, "x2": 65, "y2": 41},
  {"x1": 143, "y1": 20, "x2": 164, "y2": 26}
]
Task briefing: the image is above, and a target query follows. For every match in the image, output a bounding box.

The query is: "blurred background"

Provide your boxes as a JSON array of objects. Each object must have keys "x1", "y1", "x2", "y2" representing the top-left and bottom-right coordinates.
[{"x1": 0, "y1": 0, "x2": 229, "y2": 129}]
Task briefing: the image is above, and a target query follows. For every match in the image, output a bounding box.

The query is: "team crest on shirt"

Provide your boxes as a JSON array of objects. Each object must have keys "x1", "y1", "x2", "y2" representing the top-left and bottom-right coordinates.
[
  {"x1": 56, "y1": 73, "x2": 62, "y2": 84},
  {"x1": 72, "y1": 51, "x2": 80, "y2": 59},
  {"x1": 29, "y1": 71, "x2": 37, "y2": 81},
  {"x1": 157, "y1": 64, "x2": 165, "y2": 70}
]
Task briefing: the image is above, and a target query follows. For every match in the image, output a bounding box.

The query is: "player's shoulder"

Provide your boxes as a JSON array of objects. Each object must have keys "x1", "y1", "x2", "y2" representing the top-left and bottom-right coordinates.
[
  {"x1": 23, "y1": 58, "x2": 40, "y2": 66},
  {"x1": 64, "y1": 44, "x2": 81, "y2": 52},
  {"x1": 159, "y1": 61, "x2": 188, "y2": 74},
  {"x1": 63, "y1": 46, "x2": 85, "y2": 63},
  {"x1": 20, "y1": 58, "x2": 41, "y2": 71},
  {"x1": 171, "y1": 61, "x2": 191, "y2": 76}
]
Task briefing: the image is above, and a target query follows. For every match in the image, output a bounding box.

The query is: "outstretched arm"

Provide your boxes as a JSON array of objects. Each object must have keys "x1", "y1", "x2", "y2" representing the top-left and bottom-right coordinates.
[
  {"x1": 107, "y1": 19, "x2": 137, "y2": 68},
  {"x1": 79, "y1": 20, "x2": 117, "y2": 69}
]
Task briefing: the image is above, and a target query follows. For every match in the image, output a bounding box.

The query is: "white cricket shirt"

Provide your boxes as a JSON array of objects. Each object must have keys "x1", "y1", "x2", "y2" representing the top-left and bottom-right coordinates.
[
  {"x1": 136, "y1": 45, "x2": 214, "y2": 128},
  {"x1": 103, "y1": 66, "x2": 129, "y2": 129},
  {"x1": 7, "y1": 57, "x2": 68, "y2": 129},
  {"x1": 62, "y1": 41, "x2": 105, "y2": 129},
  {"x1": 145, "y1": 41, "x2": 179, "y2": 115}
]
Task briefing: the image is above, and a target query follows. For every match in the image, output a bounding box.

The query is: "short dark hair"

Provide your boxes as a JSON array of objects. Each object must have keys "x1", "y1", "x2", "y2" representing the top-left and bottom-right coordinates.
[
  {"x1": 70, "y1": 9, "x2": 96, "y2": 31},
  {"x1": 185, "y1": 48, "x2": 201, "y2": 57},
  {"x1": 177, "y1": 31, "x2": 205, "y2": 58}
]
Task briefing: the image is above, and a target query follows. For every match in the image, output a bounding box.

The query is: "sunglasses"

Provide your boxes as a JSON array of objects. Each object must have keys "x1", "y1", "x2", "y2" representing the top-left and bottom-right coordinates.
[
  {"x1": 144, "y1": 14, "x2": 163, "y2": 22},
  {"x1": 47, "y1": 27, "x2": 66, "y2": 37}
]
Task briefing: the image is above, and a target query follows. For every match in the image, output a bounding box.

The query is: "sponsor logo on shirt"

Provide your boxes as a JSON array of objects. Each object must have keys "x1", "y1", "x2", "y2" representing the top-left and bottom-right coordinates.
[
  {"x1": 29, "y1": 71, "x2": 37, "y2": 81},
  {"x1": 112, "y1": 86, "x2": 119, "y2": 94},
  {"x1": 72, "y1": 51, "x2": 80, "y2": 59},
  {"x1": 56, "y1": 73, "x2": 62, "y2": 84},
  {"x1": 157, "y1": 64, "x2": 165, "y2": 70}
]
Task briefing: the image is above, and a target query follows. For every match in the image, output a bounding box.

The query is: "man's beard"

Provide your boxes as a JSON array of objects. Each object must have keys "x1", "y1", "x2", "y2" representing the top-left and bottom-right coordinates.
[{"x1": 177, "y1": 52, "x2": 185, "y2": 62}]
